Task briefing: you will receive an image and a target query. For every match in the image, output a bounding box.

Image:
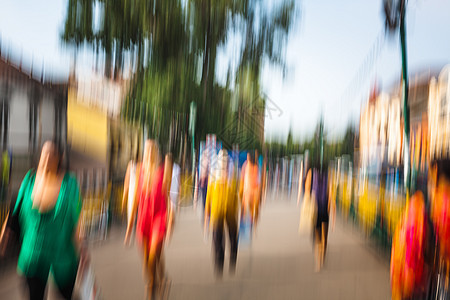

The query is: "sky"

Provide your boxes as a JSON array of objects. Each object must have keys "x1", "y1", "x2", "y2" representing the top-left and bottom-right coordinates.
[
  {"x1": 262, "y1": 0, "x2": 450, "y2": 141},
  {"x1": 0, "y1": 0, "x2": 449, "y2": 141}
]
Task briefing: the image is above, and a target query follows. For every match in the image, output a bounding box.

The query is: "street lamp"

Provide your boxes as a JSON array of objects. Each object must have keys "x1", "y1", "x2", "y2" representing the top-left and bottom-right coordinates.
[{"x1": 383, "y1": 0, "x2": 410, "y2": 195}]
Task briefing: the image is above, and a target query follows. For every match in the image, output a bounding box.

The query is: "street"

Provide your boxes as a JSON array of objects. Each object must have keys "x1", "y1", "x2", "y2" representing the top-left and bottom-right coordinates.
[{"x1": 0, "y1": 193, "x2": 391, "y2": 300}]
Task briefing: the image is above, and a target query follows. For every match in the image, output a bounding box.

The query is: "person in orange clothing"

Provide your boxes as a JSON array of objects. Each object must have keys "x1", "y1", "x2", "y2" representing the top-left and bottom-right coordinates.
[
  {"x1": 240, "y1": 151, "x2": 260, "y2": 230},
  {"x1": 390, "y1": 191, "x2": 428, "y2": 300}
]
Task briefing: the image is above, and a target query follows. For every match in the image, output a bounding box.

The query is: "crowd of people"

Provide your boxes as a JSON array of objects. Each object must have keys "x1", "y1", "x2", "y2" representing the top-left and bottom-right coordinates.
[
  {"x1": 0, "y1": 138, "x2": 269, "y2": 299},
  {"x1": 0, "y1": 136, "x2": 340, "y2": 300},
  {"x1": 3, "y1": 138, "x2": 450, "y2": 300}
]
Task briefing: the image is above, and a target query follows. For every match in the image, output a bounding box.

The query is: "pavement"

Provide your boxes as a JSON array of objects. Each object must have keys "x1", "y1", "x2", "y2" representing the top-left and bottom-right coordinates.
[{"x1": 0, "y1": 192, "x2": 391, "y2": 299}]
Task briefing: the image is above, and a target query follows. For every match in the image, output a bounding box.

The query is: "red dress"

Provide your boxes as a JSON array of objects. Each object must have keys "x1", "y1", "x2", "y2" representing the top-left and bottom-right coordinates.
[{"x1": 136, "y1": 165, "x2": 167, "y2": 246}]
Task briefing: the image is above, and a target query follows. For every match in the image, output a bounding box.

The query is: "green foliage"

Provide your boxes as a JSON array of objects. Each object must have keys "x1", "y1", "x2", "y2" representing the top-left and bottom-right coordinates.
[
  {"x1": 266, "y1": 123, "x2": 357, "y2": 165},
  {"x1": 62, "y1": 0, "x2": 298, "y2": 155}
]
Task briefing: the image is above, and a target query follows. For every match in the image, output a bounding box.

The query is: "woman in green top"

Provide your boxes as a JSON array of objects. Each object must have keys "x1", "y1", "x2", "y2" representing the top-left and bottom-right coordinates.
[{"x1": 0, "y1": 141, "x2": 85, "y2": 300}]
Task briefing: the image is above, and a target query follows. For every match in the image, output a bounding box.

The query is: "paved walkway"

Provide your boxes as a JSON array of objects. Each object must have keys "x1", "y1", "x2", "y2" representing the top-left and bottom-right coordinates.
[{"x1": 0, "y1": 194, "x2": 391, "y2": 299}]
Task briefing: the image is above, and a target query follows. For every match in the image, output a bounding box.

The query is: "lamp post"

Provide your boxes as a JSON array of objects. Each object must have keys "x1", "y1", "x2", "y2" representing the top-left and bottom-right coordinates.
[
  {"x1": 320, "y1": 116, "x2": 324, "y2": 172},
  {"x1": 383, "y1": 0, "x2": 410, "y2": 194},
  {"x1": 189, "y1": 101, "x2": 197, "y2": 179}
]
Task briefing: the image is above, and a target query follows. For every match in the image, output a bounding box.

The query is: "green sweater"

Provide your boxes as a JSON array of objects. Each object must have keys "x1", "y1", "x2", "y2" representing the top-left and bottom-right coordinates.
[{"x1": 13, "y1": 170, "x2": 81, "y2": 286}]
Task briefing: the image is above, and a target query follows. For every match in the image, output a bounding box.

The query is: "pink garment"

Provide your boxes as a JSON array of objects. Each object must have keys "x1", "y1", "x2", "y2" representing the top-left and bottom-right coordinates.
[
  {"x1": 136, "y1": 165, "x2": 167, "y2": 246},
  {"x1": 436, "y1": 191, "x2": 450, "y2": 258},
  {"x1": 404, "y1": 200, "x2": 426, "y2": 287}
]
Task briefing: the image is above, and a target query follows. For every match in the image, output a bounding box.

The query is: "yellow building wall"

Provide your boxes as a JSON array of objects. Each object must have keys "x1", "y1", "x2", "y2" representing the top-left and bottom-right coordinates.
[{"x1": 67, "y1": 89, "x2": 108, "y2": 162}]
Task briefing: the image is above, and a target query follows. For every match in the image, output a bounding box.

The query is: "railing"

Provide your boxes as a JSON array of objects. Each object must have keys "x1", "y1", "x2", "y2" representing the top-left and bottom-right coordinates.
[
  {"x1": 75, "y1": 168, "x2": 110, "y2": 242},
  {"x1": 332, "y1": 167, "x2": 406, "y2": 252}
]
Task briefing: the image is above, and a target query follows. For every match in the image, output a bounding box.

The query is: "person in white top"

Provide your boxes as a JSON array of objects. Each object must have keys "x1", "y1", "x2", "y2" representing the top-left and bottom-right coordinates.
[
  {"x1": 170, "y1": 162, "x2": 181, "y2": 212},
  {"x1": 122, "y1": 152, "x2": 140, "y2": 238}
]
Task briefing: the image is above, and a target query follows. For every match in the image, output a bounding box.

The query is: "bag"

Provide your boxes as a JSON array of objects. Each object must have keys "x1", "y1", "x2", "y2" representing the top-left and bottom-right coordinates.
[
  {"x1": 298, "y1": 194, "x2": 316, "y2": 235},
  {"x1": 77, "y1": 263, "x2": 101, "y2": 300},
  {"x1": 239, "y1": 214, "x2": 252, "y2": 245},
  {"x1": 0, "y1": 172, "x2": 31, "y2": 258}
]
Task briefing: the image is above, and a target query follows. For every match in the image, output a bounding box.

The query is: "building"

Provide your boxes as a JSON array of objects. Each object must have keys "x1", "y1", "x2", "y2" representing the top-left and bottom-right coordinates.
[
  {"x1": 0, "y1": 52, "x2": 68, "y2": 192},
  {"x1": 359, "y1": 65, "x2": 449, "y2": 172},
  {"x1": 67, "y1": 72, "x2": 141, "y2": 212},
  {"x1": 428, "y1": 66, "x2": 450, "y2": 159}
]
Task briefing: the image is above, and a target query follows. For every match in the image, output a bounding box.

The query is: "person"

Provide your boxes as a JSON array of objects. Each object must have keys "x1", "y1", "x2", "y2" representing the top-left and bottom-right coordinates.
[
  {"x1": 240, "y1": 152, "x2": 260, "y2": 230},
  {"x1": 390, "y1": 191, "x2": 428, "y2": 300},
  {"x1": 125, "y1": 140, "x2": 173, "y2": 299},
  {"x1": 122, "y1": 148, "x2": 140, "y2": 238},
  {"x1": 298, "y1": 169, "x2": 316, "y2": 238},
  {"x1": 0, "y1": 141, "x2": 86, "y2": 300},
  {"x1": 427, "y1": 159, "x2": 450, "y2": 298},
  {"x1": 204, "y1": 150, "x2": 239, "y2": 276},
  {"x1": 313, "y1": 164, "x2": 330, "y2": 272},
  {"x1": 170, "y1": 160, "x2": 181, "y2": 213},
  {"x1": 199, "y1": 150, "x2": 209, "y2": 211},
  {"x1": 261, "y1": 154, "x2": 268, "y2": 205},
  {"x1": 0, "y1": 149, "x2": 11, "y2": 203}
]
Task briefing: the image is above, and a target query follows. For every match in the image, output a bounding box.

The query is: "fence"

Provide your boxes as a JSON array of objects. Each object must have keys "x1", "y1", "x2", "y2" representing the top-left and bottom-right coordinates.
[
  {"x1": 331, "y1": 163, "x2": 407, "y2": 251},
  {"x1": 76, "y1": 168, "x2": 109, "y2": 242}
]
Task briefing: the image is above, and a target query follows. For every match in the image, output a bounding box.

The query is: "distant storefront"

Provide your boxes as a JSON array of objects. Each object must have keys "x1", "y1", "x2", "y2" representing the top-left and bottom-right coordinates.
[{"x1": 67, "y1": 72, "x2": 141, "y2": 186}]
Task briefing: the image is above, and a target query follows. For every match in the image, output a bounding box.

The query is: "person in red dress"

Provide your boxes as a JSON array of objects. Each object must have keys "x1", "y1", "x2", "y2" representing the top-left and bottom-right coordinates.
[{"x1": 125, "y1": 140, "x2": 173, "y2": 299}]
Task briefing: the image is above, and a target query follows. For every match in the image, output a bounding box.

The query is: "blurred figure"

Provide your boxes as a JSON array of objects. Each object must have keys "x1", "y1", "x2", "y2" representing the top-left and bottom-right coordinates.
[
  {"x1": 125, "y1": 140, "x2": 173, "y2": 299},
  {"x1": 240, "y1": 151, "x2": 260, "y2": 230},
  {"x1": 390, "y1": 191, "x2": 428, "y2": 300},
  {"x1": 255, "y1": 150, "x2": 265, "y2": 208},
  {"x1": 427, "y1": 159, "x2": 450, "y2": 297},
  {"x1": 0, "y1": 141, "x2": 85, "y2": 300},
  {"x1": 205, "y1": 150, "x2": 239, "y2": 276},
  {"x1": 313, "y1": 165, "x2": 329, "y2": 272},
  {"x1": 122, "y1": 150, "x2": 140, "y2": 238},
  {"x1": 199, "y1": 150, "x2": 209, "y2": 211},
  {"x1": 0, "y1": 149, "x2": 12, "y2": 203},
  {"x1": 261, "y1": 155, "x2": 268, "y2": 205},
  {"x1": 169, "y1": 159, "x2": 181, "y2": 214},
  {"x1": 298, "y1": 169, "x2": 316, "y2": 238},
  {"x1": 297, "y1": 160, "x2": 304, "y2": 207}
]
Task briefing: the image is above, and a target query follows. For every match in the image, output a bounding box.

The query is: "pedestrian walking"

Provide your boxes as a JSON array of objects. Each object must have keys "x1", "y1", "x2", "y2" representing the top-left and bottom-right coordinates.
[
  {"x1": 122, "y1": 149, "x2": 140, "y2": 238},
  {"x1": 313, "y1": 164, "x2": 330, "y2": 272},
  {"x1": 240, "y1": 151, "x2": 260, "y2": 231},
  {"x1": 299, "y1": 169, "x2": 316, "y2": 239},
  {"x1": 169, "y1": 161, "x2": 181, "y2": 213},
  {"x1": 0, "y1": 141, "x2": 87, "y2": 300},
  {"x1": 125, "y1": 140, "x2": 173, "y2": 299},
  {"x1": 204, "y1": 150, "x2": 239, "y2": 276}
]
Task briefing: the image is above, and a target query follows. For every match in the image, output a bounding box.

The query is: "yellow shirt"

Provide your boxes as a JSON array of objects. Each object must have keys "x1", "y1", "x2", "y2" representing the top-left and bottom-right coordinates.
[{"x1": 206, "y1": 178, "x2": 239, "y2": 227}]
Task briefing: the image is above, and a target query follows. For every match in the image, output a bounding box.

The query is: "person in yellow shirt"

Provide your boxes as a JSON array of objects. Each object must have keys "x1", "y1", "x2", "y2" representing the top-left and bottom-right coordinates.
[{"x1": 204, "y1": 150, "x2": 239, "y2": 276}]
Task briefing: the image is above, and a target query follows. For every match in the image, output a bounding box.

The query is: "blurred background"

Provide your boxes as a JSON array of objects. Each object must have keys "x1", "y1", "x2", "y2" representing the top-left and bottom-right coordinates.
[{"x1": 0, "y1": 0, "x2": 449, "y2": 299}]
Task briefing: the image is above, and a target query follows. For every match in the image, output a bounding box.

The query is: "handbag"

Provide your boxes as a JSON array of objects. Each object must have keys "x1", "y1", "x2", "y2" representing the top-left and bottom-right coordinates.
[
  {"x1": 77, "y1": 263, "x2": 101, "y2": 300},
  {"x1": 239, "y1": 214, "x2": 252, "y2": 245},
  {"x1": 298, "y1": 194, "x2": 316, "y2": 235},
  {"x1": 0, "y1": 172, "x2": 31, "y2": 258}
]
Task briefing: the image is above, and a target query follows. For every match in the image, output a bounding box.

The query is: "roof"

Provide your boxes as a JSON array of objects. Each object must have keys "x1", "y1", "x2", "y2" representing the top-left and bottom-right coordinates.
[
  {"x1": 0, "y1": 50, "x2": 68, "y2": 93},
  {"x1": 386, "y1": 65, "x2": 444, "y2": 95}
]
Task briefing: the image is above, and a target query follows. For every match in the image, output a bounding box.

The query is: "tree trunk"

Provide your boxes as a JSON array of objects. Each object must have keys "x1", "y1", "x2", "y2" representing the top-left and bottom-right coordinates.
[
  {"x1": 105, "y1": 50, "x2": 112, "y2": 79},
  {"x1": 201, "y1": 1, "x2": 211, "y2": 106},
  {"x1": 114, "y1": 43, "x2": 123, "y2": 81}
]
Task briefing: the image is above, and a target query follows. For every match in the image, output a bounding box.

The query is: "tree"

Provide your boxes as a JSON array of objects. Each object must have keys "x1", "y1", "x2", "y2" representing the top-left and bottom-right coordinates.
[{"x1": 61, "y1": 0, "x2": 298, "y2": 154}]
